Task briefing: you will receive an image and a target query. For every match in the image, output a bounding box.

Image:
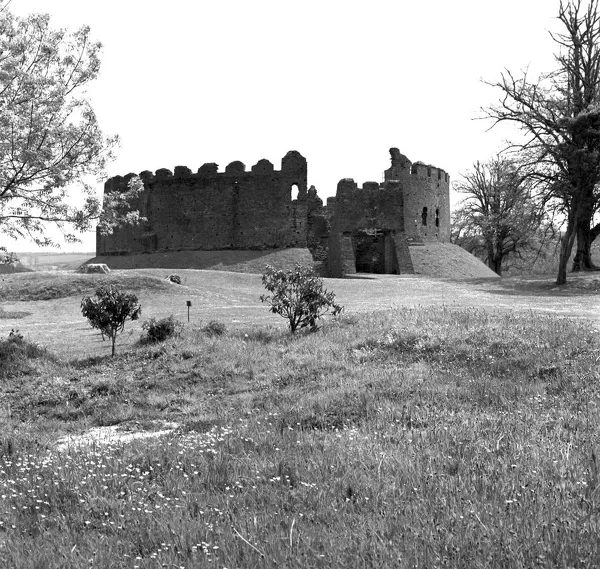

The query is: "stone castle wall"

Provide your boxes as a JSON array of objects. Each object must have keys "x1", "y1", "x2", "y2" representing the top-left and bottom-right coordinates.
[{"x1": 97, "y1": 151, "x2": 308, "y2": 255}]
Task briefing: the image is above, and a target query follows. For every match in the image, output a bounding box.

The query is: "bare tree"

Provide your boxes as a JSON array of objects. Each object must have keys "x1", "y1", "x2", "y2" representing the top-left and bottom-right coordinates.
[
  {"x1": 484, "y1": 0, "x2": 600, "y2": 284},
  {"x1": 451, "y1": 157, "x2": 542, "y2": 275}
]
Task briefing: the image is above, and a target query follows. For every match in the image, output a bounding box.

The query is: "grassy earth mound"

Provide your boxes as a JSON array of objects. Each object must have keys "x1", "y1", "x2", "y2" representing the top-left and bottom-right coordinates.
[
  {"x1": 0, "y1": 271, "x2": 172, "y2": 302},
  {"x1": 90, "y1": 244, "x2": 497, "y2": 279},
  {"x1": 409, "y1": 242, "x2": 500, "y2": 279},
  {"x1": 89, "y1": 248, "x2": 315, "y2": 273}
]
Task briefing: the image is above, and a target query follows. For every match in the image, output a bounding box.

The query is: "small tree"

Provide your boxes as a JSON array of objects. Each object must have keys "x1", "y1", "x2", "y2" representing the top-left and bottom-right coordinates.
[
  {"x1": 81, "y1": 285, "x2": 141, "y2": 356},
  {"x1": 260, "y1": 264, "x2": 343, "y2": 333}
]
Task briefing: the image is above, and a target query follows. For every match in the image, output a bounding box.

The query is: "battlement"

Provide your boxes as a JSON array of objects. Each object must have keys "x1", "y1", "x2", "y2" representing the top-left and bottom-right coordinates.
[
  {"x1": 386, "y1": 148, "x2": 449, "y2": 184},
  {"x1": 334, "y1": 178, "x2": 405, "y2": 194},
  {"x1": 105, "y1": 151, "x2": 307, "y2": 189},
  {"x1": 409, "y1": 162, "x2": 449, "y2": 183}
]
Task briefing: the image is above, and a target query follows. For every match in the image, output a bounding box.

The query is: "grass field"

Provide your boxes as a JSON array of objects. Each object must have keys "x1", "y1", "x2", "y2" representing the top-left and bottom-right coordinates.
[{"x1": 0, "y1": 269, "x2": 599, "y2": 568}]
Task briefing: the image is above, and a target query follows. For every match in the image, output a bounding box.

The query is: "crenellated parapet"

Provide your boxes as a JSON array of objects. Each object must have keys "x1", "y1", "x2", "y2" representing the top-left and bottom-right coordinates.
[
  {"x1": 386, "y1": 147, "x2": 449, "y2": 184},
  {"x1": 105, "y1": 151, "x2": 307, "y2": 193}
]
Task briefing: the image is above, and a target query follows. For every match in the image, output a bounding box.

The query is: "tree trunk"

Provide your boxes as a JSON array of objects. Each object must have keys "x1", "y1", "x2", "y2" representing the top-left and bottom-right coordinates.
[
  {"x1": 487, "y1": 243, "x2": 499, "y2": 275},
  {"x1": 572, "y1": 211, "x2": 600, "y2": 271},
  {"x1": 492, "y1": 255, "x2": 503, "y2": 276},
  {"x1": 487, "y1": 239, "x2": 503, "y2": 275},
  {"x1": 557, "y1": 215, "x2": 577, "y2": 285}
]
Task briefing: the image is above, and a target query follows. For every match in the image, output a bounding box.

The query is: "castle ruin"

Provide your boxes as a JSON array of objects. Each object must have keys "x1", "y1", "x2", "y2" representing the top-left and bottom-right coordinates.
[{"x1": 97, "y1": 148, "x2": 450, "y2": 277}]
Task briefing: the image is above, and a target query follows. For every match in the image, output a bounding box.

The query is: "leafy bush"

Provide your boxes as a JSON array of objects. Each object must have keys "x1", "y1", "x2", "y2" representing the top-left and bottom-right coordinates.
[
  {"x1": 260, "y1": 264, "x2": 343, "y2": 333},
  {"x1": 203, "y1": 320, "x2": 227, "y2": 337},
  {"x1": 81, "y1": 285, "x2": 141, "y2": 356},
  {"x1": 142, "y1": 315, "x2": 183, "y2": 343}
]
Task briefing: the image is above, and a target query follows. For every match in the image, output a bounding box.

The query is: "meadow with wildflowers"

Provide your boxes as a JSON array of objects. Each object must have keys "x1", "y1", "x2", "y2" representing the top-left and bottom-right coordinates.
[{"x1": 0, "y1": 271, "x2": 599, "y2": 567}]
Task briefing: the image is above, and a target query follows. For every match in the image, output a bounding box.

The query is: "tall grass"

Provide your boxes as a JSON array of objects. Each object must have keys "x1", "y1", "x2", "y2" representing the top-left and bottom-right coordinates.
[
  {"x1": 0, "y1": 307, "x2": 599, "y2": 567},
  {"x1": 0, "y1": 330, "x2": 55, "y2": 380}
]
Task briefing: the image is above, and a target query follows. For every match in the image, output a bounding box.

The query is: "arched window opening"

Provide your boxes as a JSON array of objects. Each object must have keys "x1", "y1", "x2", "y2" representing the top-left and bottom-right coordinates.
[
  {"x1": 421, "y1": 207, "x2": 428, "y2": 226},
  {"x1": 291, "y1": 184, "x2": 299, "y2": 201},
  {"x1": 435, "y1": 208, "x2": 439, "y2": 227}
]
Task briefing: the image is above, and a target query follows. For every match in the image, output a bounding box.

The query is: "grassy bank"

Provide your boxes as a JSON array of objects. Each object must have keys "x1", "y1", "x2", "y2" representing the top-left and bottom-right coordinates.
[{"x1": 0, "y1": 305, "x2": 599, "y2": 568}]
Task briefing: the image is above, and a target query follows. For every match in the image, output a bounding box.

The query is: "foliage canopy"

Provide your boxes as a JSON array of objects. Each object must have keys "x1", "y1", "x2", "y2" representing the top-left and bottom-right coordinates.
[
  {"x1": 0, "y1": 7, "x2": 142, "y2": 251},
  {"x1": 81, "y1": 285, "x2": 141, "y2": 356},
  {"x1": 260, "y1": 264, "x2": 342, "y2": 333}
]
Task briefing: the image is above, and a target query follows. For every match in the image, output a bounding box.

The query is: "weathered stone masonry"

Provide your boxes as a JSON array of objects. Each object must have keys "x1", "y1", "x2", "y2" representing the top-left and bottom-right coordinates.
[
  {"x1": 97, "y1": 148, "x2": 450, "y2": 277},
  {"x1": 97, "y1": 151, "x2": 309, "y2": 255}
]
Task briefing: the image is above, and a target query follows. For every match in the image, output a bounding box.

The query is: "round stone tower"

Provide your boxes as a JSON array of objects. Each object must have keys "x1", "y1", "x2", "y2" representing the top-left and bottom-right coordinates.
[{"x1": 384, "y1": 148, "x2": 450, "y2": 243}]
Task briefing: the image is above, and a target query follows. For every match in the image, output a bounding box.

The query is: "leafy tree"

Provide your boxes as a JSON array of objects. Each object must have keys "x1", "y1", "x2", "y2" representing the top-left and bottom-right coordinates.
[
  {"x1": 260, "y1": 264, "x2": 343, "y2": 333},
  {"x1": 81, "y1": 285, "x2": 141, "y2": 356},
  {"x1": 451, "y1": 157, "x2": 544, "y2": 275},
  {"x1": 0, "y1": 6, "x2": 143, "y2": 250},
  {"x1": 484, "y1": 0, "x2": 600, "y2": 284}
]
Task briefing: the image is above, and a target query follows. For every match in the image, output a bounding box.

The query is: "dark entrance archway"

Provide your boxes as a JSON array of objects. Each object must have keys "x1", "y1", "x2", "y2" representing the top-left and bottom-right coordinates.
[{"x1": 353, "y1": 229, "x2": 392, "y2": 274}]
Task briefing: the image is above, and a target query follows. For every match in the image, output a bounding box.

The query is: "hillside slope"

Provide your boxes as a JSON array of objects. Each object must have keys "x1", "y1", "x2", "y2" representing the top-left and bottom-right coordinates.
[
  {"x1": 89, "y1": 248, "x2": 314, "y2": 273},
  {"x1": 88, "y1": 244, "x2": 498, "y2": 279},
  {"x1": 409, "y1": 243, "x2": 500, "y2": 279}
]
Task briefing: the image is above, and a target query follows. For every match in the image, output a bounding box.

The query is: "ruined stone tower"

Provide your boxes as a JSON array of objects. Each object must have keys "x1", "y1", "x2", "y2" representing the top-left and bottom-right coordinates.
[
  {"x1": 384, "y1": 148, "x2": 451, "y2": 243},
  {"x1": 322, "y1": 148, "x2": 450, "y2": 277}
]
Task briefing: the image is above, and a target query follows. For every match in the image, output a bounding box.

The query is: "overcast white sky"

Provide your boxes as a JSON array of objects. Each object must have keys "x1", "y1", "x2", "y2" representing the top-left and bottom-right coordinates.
[{"x1": 6, "y1": 0, "x2": 563, "y2": 252}]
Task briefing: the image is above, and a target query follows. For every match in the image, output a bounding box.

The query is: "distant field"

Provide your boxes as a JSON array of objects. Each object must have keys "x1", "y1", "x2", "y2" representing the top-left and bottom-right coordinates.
[{"x1": 18, "y1": 252, "x2": 94, "y2": 271}]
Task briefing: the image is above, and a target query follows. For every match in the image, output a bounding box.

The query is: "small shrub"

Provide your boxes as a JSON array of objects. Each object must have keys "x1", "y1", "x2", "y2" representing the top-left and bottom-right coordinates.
[
  {"x1": 81, "y1": 285, "x2": 141, "y2": 356},
  {"x1": 0, "y1": 329, "x2": 50, "y2": 378},
  {"x1": 203, "y1": 320, "x2": 227, "y2": 337},
  {"x1": 8, "y1": 329, "x2": 23, "y2": 343},
  {"x1": 260, "y1": 264, "x2": 343, "y2": 333},
  {"x1": 142, "y1": 315, "x2": 183, "y2": 343}
]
